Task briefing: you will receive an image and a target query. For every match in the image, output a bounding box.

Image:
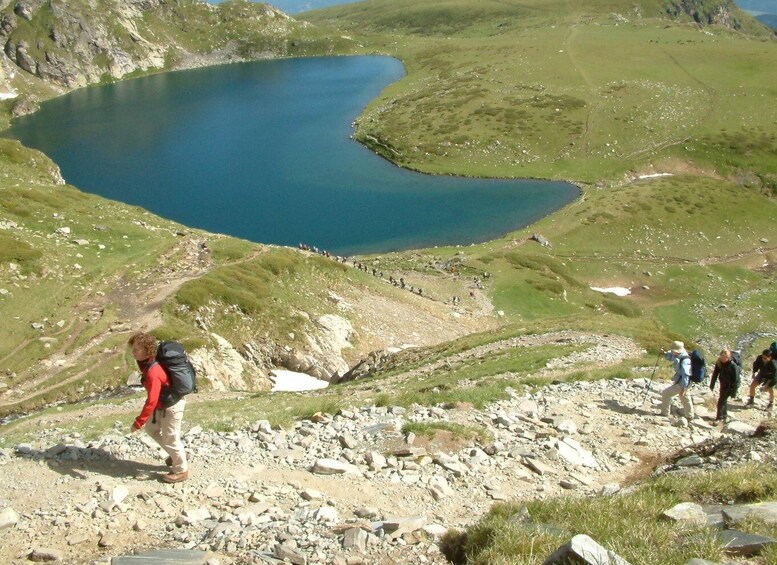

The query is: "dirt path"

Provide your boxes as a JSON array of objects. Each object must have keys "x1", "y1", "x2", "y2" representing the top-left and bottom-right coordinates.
[{"x1": 0, "y1": 237, "x2": 214, "y2": 410}]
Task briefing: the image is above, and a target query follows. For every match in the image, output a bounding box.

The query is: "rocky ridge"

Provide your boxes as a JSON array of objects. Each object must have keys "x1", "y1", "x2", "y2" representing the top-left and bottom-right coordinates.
[
  {"x1": 0, "y1": 0, "x2": 344, "y2": 113},
  {"x1": 0, "y1": 376, "x2": 774, "y2": 564}
]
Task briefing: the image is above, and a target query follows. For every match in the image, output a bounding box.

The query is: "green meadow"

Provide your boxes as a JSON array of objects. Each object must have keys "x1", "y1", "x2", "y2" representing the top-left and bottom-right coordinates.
[{"x1": 304, "y1": 0, "x2": 777, "y2": 184}]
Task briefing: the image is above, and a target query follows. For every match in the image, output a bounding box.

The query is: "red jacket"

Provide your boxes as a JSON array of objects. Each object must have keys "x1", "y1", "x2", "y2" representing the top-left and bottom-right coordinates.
[{"x1": 134, "y1": 360, "x2": 169, "y2": 429}]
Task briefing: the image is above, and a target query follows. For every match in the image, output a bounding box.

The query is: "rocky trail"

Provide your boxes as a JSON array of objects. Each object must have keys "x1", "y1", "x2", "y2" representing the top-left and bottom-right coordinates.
[{"x1": 1, "y1": 373, "x2": 774, "y2": 565}]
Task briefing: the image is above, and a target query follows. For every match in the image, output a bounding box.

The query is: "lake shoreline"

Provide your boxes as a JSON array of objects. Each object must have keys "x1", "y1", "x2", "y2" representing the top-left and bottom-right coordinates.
[{"x1": 3, "y1": 55, "x2": 584, "y2": 255}]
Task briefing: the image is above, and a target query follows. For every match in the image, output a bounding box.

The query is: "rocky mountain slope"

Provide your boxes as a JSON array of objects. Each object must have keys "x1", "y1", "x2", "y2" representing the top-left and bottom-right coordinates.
[
  {"x1": 0, "y1": 369, "x2": 774, "y2": 564},
  {"x1": 0, "y1": 0, "x2": 350, "y2": 115}
]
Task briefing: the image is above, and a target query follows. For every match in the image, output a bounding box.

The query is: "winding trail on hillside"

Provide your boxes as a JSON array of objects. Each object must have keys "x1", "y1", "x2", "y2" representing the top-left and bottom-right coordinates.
[
  {"x1": 387, "y1": 331, "x2": 645, "y2": 386},
  {"x1": 563, "y1": 17, "x2": 598, "y2": 156},
  {"x1": 0, "y1": 236, "x2": 217, "y2": 412}
]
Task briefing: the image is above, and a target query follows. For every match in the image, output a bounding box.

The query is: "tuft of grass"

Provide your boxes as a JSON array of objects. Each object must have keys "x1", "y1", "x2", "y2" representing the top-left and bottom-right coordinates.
[
  {"x1": 402, "y1": 421, "x2": 490, "y2": 444},
  {"x1": 0, "y1": 232, "x2": 42, "y2": 273},
  {"x1": 442, "y1": 462, "x2": 777, "y2": 564}
]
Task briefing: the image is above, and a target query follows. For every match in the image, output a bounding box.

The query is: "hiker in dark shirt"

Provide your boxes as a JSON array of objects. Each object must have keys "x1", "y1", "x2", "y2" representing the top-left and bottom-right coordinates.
[
  {"x1": 747, "y1": 349, "x2": 776, "y2": 409},
  {"x1": 709, "y1": 349, "x2": 740, "y2": 422}
]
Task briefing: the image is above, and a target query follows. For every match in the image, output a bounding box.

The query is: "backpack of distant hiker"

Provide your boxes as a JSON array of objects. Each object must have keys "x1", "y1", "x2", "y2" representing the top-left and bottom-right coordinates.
[
  {"x1": 770, "y1": 341, "x2": 777, "y2": 358},
  {"x1": 730, "y1": 350, "x2": 743, "y2": 388},
  {"x1": 730, "y1": 351, "x2": 743, "y2": 375},
  {"x1": 156, "y1": 341, "x2": 197, "y2": 407},
  {"x1": 689, "y1": 349, "x2": 707, "y2": 383}
]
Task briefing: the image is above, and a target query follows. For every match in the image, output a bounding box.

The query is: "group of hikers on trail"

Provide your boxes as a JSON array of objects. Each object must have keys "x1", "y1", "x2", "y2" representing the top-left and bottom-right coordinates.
[
  {"x1": 659, "y1": 340, "x2": 777, "y2": 423},
  {"x1": 126, "y1": 330, "x2": 775, "y2": 484}
]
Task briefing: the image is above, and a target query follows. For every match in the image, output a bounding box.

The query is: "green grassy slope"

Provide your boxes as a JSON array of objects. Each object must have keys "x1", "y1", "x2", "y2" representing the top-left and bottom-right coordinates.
[
  {"x1": 2, "y1": 0, "x2": 776, "y2": 425},
  {"x1": 0, "y1": 140, "x2": 388, "y2": 417},
  {"x1": 303, "y1": 0, "x2": 776, "y2": 185}
]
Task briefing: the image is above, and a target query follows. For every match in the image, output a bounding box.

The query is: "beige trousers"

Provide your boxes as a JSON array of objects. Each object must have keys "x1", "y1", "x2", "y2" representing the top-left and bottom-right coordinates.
[
  {"x1": 660, "y1": 383, "x2": 694, "y2": 419},
  {"x1": 144, "y1": 398, "x2": 188, "y2": 473}
]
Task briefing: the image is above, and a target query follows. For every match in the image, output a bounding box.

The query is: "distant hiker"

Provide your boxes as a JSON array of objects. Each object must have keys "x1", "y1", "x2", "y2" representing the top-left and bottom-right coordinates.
[
  {"x1": 418, "y1": 288, "x2": 423, "y2": 296},
  {"x1": 129, "y1": 332, "x2": 189, "y2": 483},
  {"x1": 709, "y1": 349, "x2": 740, "y2": 422},
  {"x1": 747, "y1": 349, "x2": 776, "y2": 409},
  {"x1": 400, "y1": 277, "x2": 405, "y2": 289},
  {"x1": 659, "y1": 341, "x2": 694, "y2": 419}
]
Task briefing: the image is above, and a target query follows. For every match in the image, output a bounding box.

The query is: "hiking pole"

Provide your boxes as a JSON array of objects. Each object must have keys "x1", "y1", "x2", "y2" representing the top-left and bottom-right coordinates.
[{"x1": 641, "y1": 351, "x2": 663, "y2": 402}]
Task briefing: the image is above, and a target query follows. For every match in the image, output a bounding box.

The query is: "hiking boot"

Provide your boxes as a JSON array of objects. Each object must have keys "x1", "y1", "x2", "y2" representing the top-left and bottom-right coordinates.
[
  {"x1": 161, "y1": 470, "x2": 189, "y2": 484},
  {"x1": 746, "y1": 396, "x2": 755, "y2": 407},
  {"x1": 165, "y1": 453, "x2": 192, "y2": 467}
]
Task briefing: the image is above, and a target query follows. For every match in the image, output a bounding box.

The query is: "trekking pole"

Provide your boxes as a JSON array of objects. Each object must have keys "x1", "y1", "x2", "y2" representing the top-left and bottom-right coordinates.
[{"x1": 641, "y1": 351, "x2": 663, "y2": 401}]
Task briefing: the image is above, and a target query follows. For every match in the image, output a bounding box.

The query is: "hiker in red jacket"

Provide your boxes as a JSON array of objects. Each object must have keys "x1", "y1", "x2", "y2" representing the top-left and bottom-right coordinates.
[{"x1": 129, "y1": 332, "x2": 189, "y2": 483}]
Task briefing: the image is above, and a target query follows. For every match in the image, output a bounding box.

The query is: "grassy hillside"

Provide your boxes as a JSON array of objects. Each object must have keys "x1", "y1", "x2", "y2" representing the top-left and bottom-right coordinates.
[
  {"x1": 1, "y1": 0, "x2": 776, "y2": 423},
  {"x1": 0, "y1": 140, "x2": 391, "y2": 417},
  {"x1": 303, "y1": 0, "x2": 776, "y2": 186}
]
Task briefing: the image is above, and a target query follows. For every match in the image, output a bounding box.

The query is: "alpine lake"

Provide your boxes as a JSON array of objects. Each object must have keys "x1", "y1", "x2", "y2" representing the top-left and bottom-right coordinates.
[{"x1": 6, "y1": 56, "x2": 578, "y2": 255}]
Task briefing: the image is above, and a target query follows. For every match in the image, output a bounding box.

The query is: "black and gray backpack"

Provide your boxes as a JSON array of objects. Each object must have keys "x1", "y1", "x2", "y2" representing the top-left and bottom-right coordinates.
[{"x1": 156, "y1": 341, "x2": 197, "y2": 407}]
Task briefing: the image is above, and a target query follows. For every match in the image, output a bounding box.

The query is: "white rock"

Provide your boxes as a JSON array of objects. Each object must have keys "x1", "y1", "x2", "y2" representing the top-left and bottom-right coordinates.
[
  {"x1": 723, "y1": 421, "x2": 756, "y2": 436},
  {"x1": 423, "y1": 524, "x2": 448, "y2": 538},
  {"x1": 314, "y1": 506, "x2": 339, "y2": 523},
  {"x1": 111, "y1": 486, "x2": 129, "y2": 505},
  {"x1": 312, "y1": 458, "x2": 361, "y2": 475},
  {"x1": 662, "y1": 502, "x2": 707, "y2": 526},
  {"x1": 556, "y1": 419, "x2": 578, "y2": 435},
  {"x1": 0, "y1": 507, "x2": 19, "y2": 530}
]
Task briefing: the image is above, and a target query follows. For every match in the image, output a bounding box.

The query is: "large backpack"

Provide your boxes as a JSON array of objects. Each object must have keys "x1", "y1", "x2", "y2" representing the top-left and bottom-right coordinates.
[
  {"x1": 770, "y1": 341, "x2": 777, "y2": 357},
  {"x1": 156, "y1": 341, "x2": 197, "y2": 407},
  {"x1": 689, "y1": 349, "x2": 707, "y2": 383},
  {"x1": 730, "y1": 350, "x2": 743, "y2": 375}
]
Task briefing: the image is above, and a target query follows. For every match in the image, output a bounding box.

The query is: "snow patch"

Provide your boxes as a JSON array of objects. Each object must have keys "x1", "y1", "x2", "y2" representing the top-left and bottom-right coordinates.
[
  {"x1": 637, "y1": 173, "x2": 672, "y2": 180},
  {"x1": 271, "y1": 369, "x2": 329, "y2": 392},
  {"x1": 591, "y1": 286, "x2": 631, "y2": 297}
]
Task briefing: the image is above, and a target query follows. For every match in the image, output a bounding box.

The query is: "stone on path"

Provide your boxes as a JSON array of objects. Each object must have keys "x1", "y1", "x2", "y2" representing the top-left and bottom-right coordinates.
[
  {"x1": 28, "y1": 548, "x2": 64, "y2": 562},
  {"x1": 556, "y1": 419, "x2": 578, "y2": 435},
  {"x1": 718, "y1": 529, "x2": 777, "y2": 556},
  {"x1": 343, "y1": 527, "x2": 368, "y2": 552},
  {"x1": 274, "y1": 544, "x2": 307, "y2": 565},
  {"x1": 111, "y1": 549, "x2": 209, "y2": 564},
  {"x1": 543, "y1": 534, "x2": 631, "y2": 565},
  {"x1": 312, "y1": 458, "x2": 360, "y2": 475},
  {"x1": 722, "y1": 421, "x2": 756, "y2": 436},
  {"x1": 524, "y1": 457, "x2": 555, "y2": 476},
  {"x1": 202, "y1": 483, "x2": 225, "y2": 499},
  {"x1": 684, "y1": 560, "x2": 718, "y2": 565},
  {"x1": 433, "y1": 453, "x2": 468, "y2": 477},
  {"x1": 381, "y1": 516, "x2": 426, "y2": 539},
  {"x1": 0, "y1": 507, "x2": 18, "y2": 530},
  {"x1": 111, "y1": 485, "x2": 130, "y2": 504},
  {"x1": 662, "y1": 502, "x2": 708, "y2": 526}
]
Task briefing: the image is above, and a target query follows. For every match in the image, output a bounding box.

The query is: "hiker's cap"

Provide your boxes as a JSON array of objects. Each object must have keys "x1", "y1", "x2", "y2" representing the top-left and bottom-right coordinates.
[{"x1": 670, "y1": 341, "x2": 685, "y2": 353}]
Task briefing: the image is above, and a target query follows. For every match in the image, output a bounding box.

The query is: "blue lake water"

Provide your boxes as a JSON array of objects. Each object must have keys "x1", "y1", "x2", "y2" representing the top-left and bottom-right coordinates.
[
  {"x1": 207, "y1": 0, "x2": 359, "y2": 15},
  {"x1": 6, "y1": 56, "x2": 578, "y2": 255}
]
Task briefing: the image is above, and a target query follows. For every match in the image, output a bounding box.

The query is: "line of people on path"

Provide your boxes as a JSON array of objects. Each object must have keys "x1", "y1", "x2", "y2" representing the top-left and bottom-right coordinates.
[{"x1": 660, "y1": 340, "x2": 776, "y2": 423}]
